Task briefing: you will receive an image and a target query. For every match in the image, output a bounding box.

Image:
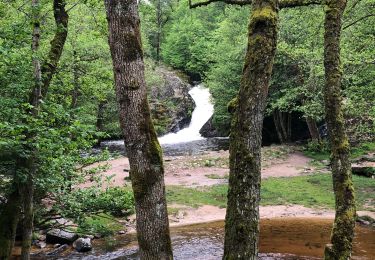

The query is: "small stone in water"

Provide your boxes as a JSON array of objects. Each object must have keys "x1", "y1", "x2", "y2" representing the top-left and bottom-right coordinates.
[
  {"x1": 118, "y1": 230, "x2": 126, "y2": 235},
  {"x1": 73, "y1": 238, "x2": 92, "y2": 252}
]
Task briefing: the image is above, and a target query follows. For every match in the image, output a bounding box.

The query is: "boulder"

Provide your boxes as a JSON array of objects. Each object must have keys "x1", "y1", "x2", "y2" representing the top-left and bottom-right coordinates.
[
  {"x1": 46, "y1": 229, "x2": 78, "y2": 244},
  {"x1": 149, "y1": 68, "x2": 195, "y2": 135},
  {"x1": 199, "y1": 116, "x2": 219, "y2": 138},
  {"x1": 73, "y1": 238, "x2": 92, "y2": 252},
  {"x1": 352, "y1": 166, "x2": 375, "y2": 178}
]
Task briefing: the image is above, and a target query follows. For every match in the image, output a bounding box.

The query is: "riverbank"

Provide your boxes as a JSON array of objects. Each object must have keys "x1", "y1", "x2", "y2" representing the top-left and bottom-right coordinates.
[
  {"x1": 13, "y1": 144, "x2": 375, "y2": 259},
  {"x1": 81, "y1": 145, "x2": 375, "y2": 230}
]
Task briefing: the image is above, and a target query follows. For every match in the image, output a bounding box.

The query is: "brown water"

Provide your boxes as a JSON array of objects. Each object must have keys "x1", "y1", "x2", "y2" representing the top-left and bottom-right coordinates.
[{"x1": 30, "y1": 218, "x2": 375, "y2": 260}]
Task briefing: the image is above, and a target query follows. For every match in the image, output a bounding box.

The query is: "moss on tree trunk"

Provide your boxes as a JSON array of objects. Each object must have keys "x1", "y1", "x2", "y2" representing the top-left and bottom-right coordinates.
[
  {"x1": 322, "y1": 0, "x2": 356, "y2": 259},
  {"x1": 223, "y1": 0, "x2": 279, "y2": 259},
  {"x1": 104, "y1": 0, "x2": 173, "y2": 259}
]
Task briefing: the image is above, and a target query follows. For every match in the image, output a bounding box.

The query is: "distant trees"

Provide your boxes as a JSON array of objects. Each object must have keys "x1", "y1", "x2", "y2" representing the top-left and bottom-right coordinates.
[{"x1": 104, "y1": 0, "x2": 173, "y2": 258}]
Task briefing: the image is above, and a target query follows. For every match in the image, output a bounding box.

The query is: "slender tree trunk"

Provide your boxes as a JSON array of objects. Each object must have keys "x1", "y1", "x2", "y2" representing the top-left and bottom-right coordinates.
[
  {"x1": 41, "y1": 0, "x2": 69, "y2": 98},
  {"x1": 322, "y1": 0, "x2": 356, "y2": 259},
  {"x1": 286, "y1": 112, "x2": 292, "y2": 142},
  {"x1": 20, "y1": 0, "x2": 43, "y2": 257},
  {"x1": 273, "y1": 110, "x2": 286, "y2": 143},
  {"x1": 279, "y1": 111, "x2": 288, "y2": 141},
  {"x1": 0, "y1": 188, "x2": 22, "y2": 260},
  {"x1": 71, "y1": 50, "x2": 80, "y2": 109},
  {"x1": 306, "y1": 117, "x2": 320, "y2": 141},
  {"x1": 223, "y1": 0, "x2": 278, "y2": 259},
  {"x1": 96, "y1": 101, "x2": 106, "y2": 133},
  {"x1": 104, "y1": 0, "x2": 173, "y2": 259},
  {"x1": 156, "y1": 0, "x2": 161, "y2": 62},
  {"x1": 0, "y1": 1, "x2": 69, "y2": 258}
]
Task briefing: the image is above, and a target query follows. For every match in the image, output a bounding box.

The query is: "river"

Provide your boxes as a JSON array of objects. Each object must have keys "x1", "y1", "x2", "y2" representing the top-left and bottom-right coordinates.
[{"x1": 54, "y1": 218, "x2": 375, "y2": 259}]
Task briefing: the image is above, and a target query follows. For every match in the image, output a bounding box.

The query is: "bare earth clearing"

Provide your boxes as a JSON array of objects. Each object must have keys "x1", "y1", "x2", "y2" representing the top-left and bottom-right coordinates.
[{"x1": 81, "y1": 146, "x2": 375, "y2": 227}]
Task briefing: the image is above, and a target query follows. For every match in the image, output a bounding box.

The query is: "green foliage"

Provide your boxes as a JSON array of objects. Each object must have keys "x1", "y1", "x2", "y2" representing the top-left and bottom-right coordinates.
[
  {"x1": 56, "y1": 187, "x2": 134, "y2": 221},
  {"x1": 303, "y1": 140, "x2": 330, "y2": 160},
  {"x1": 77, "y1": 214, "x2": 123, "y2": 237}
]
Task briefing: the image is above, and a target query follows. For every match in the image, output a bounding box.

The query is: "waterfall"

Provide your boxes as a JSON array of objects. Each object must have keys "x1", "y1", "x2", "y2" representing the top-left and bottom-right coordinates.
[{"x1": 158, "y1": 84, "x2": 214, "y2": 145}]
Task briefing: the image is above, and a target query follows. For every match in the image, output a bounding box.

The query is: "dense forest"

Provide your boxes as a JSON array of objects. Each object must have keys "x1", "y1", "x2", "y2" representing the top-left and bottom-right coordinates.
[{"x1": 0, "y1": 0, "x2": 374, "y2": 259}]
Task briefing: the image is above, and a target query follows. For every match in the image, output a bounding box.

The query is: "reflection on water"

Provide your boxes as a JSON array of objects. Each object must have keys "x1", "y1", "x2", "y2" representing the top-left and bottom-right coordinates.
[{"x1": 55, "y1": 218, "x2": 375, "y2": 260}]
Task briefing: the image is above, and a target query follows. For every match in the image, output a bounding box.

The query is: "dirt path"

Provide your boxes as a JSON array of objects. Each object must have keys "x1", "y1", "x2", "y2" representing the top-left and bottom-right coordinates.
[{"x1": 81, "y1": 147, "x2": 324, "y2": 188}]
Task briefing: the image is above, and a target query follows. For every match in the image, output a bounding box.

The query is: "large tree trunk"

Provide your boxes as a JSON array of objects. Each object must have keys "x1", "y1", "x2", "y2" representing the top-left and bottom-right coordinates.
[
  {"x1": 322, "y1": 0, "x2": 356, "y2": 259},
  {"x1": 223, "y1": 0, "x2": 278, "y2": 259},
  {"x1": 104, "y1": 0, "x2": 173, "y2": 259},
  {"x1": 306, "y1": 117, "x2": 321, "y2": 141}
]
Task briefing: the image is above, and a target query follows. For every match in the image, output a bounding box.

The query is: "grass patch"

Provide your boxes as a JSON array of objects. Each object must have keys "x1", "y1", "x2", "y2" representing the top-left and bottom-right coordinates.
[
  {"x1": 304, "y1": 141, "x2": 375, "y2": 161},
  {"x1": 77, "y1": 213, "x2": 123, "y2": 236},
  {"x1": 351, "y1": 141, "x2": 375, "y2": 159},
  {"x1": 166, "y1": 174, "x2": 375, "y2": 211}
]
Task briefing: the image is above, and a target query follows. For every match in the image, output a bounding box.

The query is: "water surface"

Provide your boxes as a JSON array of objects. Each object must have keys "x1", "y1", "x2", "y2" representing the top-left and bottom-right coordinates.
[{"x1": 56, "y1": 218, "x2": 375, "y2": 260}]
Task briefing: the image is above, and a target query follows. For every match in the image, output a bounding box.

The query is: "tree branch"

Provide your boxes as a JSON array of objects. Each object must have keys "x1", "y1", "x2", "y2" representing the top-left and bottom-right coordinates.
[
  {"x1": 41, "y1": 0, "x2": 69, "y2": 97},
  {"x1": 280, "y1": 0, "x2": 322, "y2": 8},
  {"x1": 343, "y1": 13, "x2": 375, "y2": 30},
  {"x1": 189, "y1": 0, "x2": 251, "y2": 8},
  {"x1": 189, "y1": 0, "x2": 322, "y2": 9}
]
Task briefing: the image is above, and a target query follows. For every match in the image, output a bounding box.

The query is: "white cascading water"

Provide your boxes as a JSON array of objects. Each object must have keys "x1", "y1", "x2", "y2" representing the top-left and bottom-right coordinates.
[{"x1": 158, "y1": 84, "x2": 214, "y2": 145}]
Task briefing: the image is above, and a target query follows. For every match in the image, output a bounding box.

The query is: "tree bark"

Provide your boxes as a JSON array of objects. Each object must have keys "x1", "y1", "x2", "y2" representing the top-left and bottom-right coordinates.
[
  {"x1": 322, "y1": 0, "x2": 356, "y2": 259},
  {"x1": 223, "y1": 0, "x2": 278, "y2": 259},
  {"x1": 104, "y1": 0, "x2": 173, "y2": 259},
  {"x1": 306, "y1": 117, "x2": 320, "y2": 141},
  {"x1": 0, "y1": 188, "x2": 22, "y2": 260}
]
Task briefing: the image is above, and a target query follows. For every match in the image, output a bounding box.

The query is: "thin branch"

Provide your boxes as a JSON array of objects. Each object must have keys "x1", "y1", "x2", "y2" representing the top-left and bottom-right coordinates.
[
  {"x1": 189, "y1": 0, "x2": 251, "y2": 8},
  {"x1": 280, "y1": 0, "x2": 322, "y2": 8},
  {"x1": 189, "y1": 0, "x2": 322, "y2": 9},
  {"x1": 343, "y1": 13, "x2": 375, "y2": 30}
]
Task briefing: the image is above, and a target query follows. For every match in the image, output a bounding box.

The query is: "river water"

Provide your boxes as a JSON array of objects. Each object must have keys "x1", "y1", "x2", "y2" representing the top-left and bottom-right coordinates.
[{"x1": 54, "y1": 218, "x2": 375, "y2": 260}]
